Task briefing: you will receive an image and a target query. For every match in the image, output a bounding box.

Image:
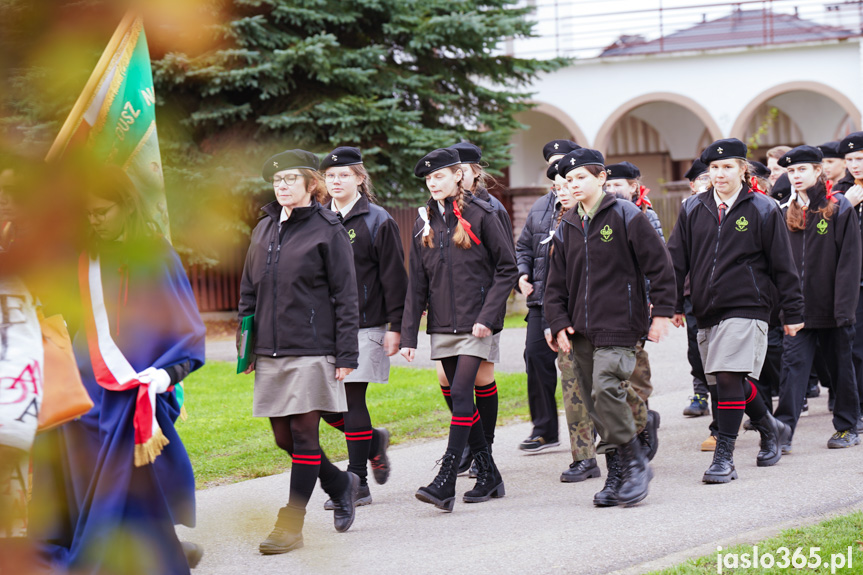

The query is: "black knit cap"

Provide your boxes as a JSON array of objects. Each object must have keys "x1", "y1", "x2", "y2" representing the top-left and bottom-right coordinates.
[
  {"x1": 605, "y1": 161, "x2": 640, "y2": 181},
  {"x1": 449, "y1": 142, "x2": 482, "y2": 164},
  {"x1": 839, "y1": 132, "x2": 863, "y2": 156},
  {"x1": 684, "y1": 159, "x2": 708, "y2": 181},
  {"x1": 818, "y1": 141, "x2": 843, "y2": 159},
  {"x1": 749, "y1": 161, "x2": 770, "y2": 179},
  {"x1": 320, "y1": 146, "x2": 363, "y2": 171},
  {"x1": 415, "y1": 148, "x2": 462, "y2": 178},
  {"x1": 542, "y1": 139, "x2": 580, "y2": 161},
  {"x1": 262, "y1": 149, "x2": 320, "y2": 182},
  {"x1": 700, "y1": 138, "x2": 747, "y2": 165},
  {"x1": 779, "y1": 145, "x2": 823, "y2": 168},
  {"x1": 558, "y1": 148, "x2": 605, "y2": 178},
  {"x1": 546, "y1": 163, "x2": 559, "y2": 182}
]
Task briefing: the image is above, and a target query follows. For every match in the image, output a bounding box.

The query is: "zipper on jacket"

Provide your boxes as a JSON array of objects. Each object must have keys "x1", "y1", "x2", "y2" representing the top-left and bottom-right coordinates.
[
  {"x1": 310, "y1": 308, "x2": 317, "y2": 342},
  {"x1": 447, "y1": 225, "x2": 457, "y2": 333},
  {"x1": 272, "y1": 242, "x2": 282, "y2": 356},
  {"x1": 707, "y1": 217, "x2": 722, "y2": 310},
  {"x1": 481, "y1": 286, "x2": 486, "y2": 306},
  {"x1": 747, "y1": 265, "x2": 762, "y2": 302},
  {"x1": 266, "y1": 241, "x2": 273, "y2": 266},
  {"x1": 363, "y1": 284, "x2": 368, "y2": 324},
  {"x1": 583, "y1": 224, "x2": 589, "y2": 332},
  {"x1": 627, "y1": 282, "x2": 632, "y2": 323}
]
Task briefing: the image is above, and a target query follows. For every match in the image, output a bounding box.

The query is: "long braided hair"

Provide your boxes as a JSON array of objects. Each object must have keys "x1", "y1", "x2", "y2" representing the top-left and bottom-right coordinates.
[
  {"x1": 422, "y1": 167, "x2": 472, "y2": 249},
  {"x1": 785, "y1": 168, "x2": 832, "y2": 232}
]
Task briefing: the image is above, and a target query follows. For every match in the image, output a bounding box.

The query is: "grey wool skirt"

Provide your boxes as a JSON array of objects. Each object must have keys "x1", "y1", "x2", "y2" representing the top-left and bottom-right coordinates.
[
  {"x1": 253, "y1": 355, "x2": 347, "y2": 417},
  {"x1": 430, "y1": 333, "x2": 494, "y2": 361}
]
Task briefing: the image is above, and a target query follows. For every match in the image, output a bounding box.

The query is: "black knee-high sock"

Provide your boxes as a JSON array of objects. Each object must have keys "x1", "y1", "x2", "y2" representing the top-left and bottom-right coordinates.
[
  {"x1": 715, "y1": 372, "x2": 746, "y2": 439},
  {"x1": 466, "y1": 409, "x2": 489, "y2": 454},
  {"x1": 289, "y1": 449, "x2": 321, "y2": 509},
  {"x1": 345, "y1": 427, "x2": 372, "y2": 485},
  {"x1": 743, "y1": 377, "x2": 768, "y2": 422},
  {"x1": 321, "y1": 413, "x2": 345, "y2": 432},
  {"x1": 474, "y1": 382, "x2": 498, "y2": 445},
  {"x1": 447, "y1": 412, "x2": 475, "y2": 454},
  {"x1": 440, "y1": 385, "x2": 453, "y2": 412},
  {"x1": 318, "y1": 451, "x2": 348, "y2": 496}
]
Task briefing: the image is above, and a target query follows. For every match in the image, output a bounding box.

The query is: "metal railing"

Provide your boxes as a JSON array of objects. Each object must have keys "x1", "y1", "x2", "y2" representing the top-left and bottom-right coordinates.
[{"x1": 508, "y1": 0, "x2": 863, "y2": 59}]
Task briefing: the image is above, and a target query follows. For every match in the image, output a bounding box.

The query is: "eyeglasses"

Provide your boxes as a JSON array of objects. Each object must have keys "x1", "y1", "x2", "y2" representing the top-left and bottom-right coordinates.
[
  {"x1": 325, "y1": 173, "x2": 356, "y2": 182},
  {"x1": 272, "y1": 174, "x2": 301, "y2": 186}
]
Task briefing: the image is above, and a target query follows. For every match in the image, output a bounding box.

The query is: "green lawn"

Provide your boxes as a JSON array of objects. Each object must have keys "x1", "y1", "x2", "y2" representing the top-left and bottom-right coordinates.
[
  {"x1": 178, "y1": 361, "x2": 548, "y2": 487},
  {"x1": 649, "y1": 511, "x2": 863, "y2": 574}
]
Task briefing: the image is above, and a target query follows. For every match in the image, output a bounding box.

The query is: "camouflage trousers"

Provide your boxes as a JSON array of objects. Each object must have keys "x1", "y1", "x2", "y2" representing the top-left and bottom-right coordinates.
[{"x1": 560, "y1": 340, "x2": 652, "y2": 460}]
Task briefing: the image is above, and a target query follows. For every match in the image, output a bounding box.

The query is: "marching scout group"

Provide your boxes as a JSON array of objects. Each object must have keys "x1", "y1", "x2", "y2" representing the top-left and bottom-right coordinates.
[
  {"x1": 5, "y1": 129, "x2": 863, "y2": 573},
  {"x1": 241, "y1": 132, "x2": 863, "y2": 555}
]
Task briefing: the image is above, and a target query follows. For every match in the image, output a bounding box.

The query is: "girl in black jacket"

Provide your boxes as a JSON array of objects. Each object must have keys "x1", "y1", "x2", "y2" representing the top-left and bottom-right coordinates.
[
  {"x1": 774, "y1": 145, "x2": 862, "y2": 449},
  {"x1": 401, "y1": 148, "x2": 518, "y2": 512},
  {"x1": 239, "y1": 150, "x2": 361, "y2": 554},
  {"x1": 318, "y1": 147, "x2": 407, "y2": 505}
]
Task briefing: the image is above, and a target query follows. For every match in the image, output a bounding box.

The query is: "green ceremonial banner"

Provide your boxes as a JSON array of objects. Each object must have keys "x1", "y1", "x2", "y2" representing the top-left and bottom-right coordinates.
[{"x1": 48, "y1": 13, "x2": 170, "y2": 239}]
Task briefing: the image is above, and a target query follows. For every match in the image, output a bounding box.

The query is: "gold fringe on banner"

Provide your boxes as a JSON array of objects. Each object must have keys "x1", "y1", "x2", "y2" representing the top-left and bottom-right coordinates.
[{"x1": 133, "y1": 427, "x2": 170, "y2": 467}]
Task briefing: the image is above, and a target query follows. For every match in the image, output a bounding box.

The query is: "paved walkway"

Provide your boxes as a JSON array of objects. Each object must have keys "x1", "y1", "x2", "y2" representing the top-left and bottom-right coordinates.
[{"x1": 189, "y1": 327, "x2": 863, "y2": 575}]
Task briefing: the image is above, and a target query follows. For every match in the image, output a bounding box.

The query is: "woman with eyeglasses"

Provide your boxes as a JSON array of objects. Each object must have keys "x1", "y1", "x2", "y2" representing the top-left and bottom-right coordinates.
[
  {"x1": 318, "y1": 147, "x2": 407, "y2": 508},
  {"x1": 239, "y1": 150, "x2": 361, "y2": 553}
]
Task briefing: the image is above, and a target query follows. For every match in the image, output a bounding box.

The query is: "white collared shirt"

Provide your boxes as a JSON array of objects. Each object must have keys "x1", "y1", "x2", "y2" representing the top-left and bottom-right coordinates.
[
  {"x1": 279, "y1": 206, "x2": 289, "y2": 224},
  {"x1": 713, "y1": 185, "x2": 743, "y2": 212},
  {"x1": 332, "y1": 193, "x2": 361, "y2": 218}
]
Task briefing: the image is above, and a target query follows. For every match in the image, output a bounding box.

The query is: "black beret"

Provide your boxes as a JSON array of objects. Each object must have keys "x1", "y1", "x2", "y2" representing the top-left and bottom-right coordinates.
[
  {"x1": 605, "y1": 161, "x2": 640, "y2": 181},
  {"x1": 262, "y1": 149, "x2": 320, "y2": 182},
  {"x1": 779, "y1": 145, "x2": 822, "y2": 167},
  {"x1": 320, "y1": 146, "x2": 363, "y2": 171},
  {"x1": 839, "y1": 132, "x2": 863, "y2": 156},
  {"x1": 684, "y1": 159, "x2": 708, "y2": 181},
  {"x1": 749, "y1": 161, "x2": 770, "y2": 179},
  {"x1": 818, "y1": 141, "x2": 843, "y2": 159},
  {"x1": 546, "y1": 163, "x2": 559, "y2": 182},
  {"x1": 449, "y1": 142, "x2": 482, "y2": 164},
  {"x1": 771, "y1": 172, "x2": 791, "y2": 202},
  {"x1": 700, "y1": 138, "x2": 747, "y2": 165},
  {"x1": 558, "y1": 148, "x2": 605, "y2": 178},
  {"x1": 542, "y1": 140, "x2": 580, "y2": 161},
  {"x1": 415, "y1": 148, "x2": 462, "y2": 178}
]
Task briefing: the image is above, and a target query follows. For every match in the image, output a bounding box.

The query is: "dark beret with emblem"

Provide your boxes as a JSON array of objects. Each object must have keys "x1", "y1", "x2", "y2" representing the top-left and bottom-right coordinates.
[
  {"x1": 320, "y1": 146, "x2": 363, "y2": 171},
  {"x1": 779, "y1": 145, "x2": 822, "y2": 168},
  {"x1": 449, "y1": 142, "x2": 482, "y2": 165},
  {"x1": 771, "y1": 172, "x2": 792, "y2": 202},
  {"x1": 542, "y1": 139, "x2": 580, "y2": 161},
  {"x1": 818, "y1": 141, "x2": 843, "y2": 159},
  {"x1": 700, "y1": 138, "x2": 747, "y2": 165},
  {"x1": 415, "y1": 148, "x2": 462, "y2": 178},
  {"x1": 557, "y1": 148, "x2": 605, "y2": 178},
  {"x1": 605, "y1": 161, "x2": 640, "y2": 181},
  {"x1": 546, "y1": 162, "x2": 559, "y2": 181},
  {"x1": 749, "y1": 160, "x2": 770, "y2": 179},
  {"x1": 262, "y1": 149, "x2": 320, "y2": 182},
  {"x1": 684, "y1": 159, "x2": 708, "y2": 182},
  {"x1": 839, "y1": 132, "x2": 863, "y2": 156}
]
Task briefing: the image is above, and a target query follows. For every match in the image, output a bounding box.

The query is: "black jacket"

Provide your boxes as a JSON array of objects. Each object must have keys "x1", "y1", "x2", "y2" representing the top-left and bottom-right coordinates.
[
  {"x1": 543, "y1": 194, "x2": 676, "y2": 348},
  {"x1": 473, "y1": 186, "x2": 514, "y2": 245},
  {"x1": 515, "y1": 191, "x2": 562, "y2": 309},
  {"x1": 832, "y1": 170, "x2": 863, "y2": 285},
  {"x1": 401, "y1": 195, "x2": 518, "y2": 349},
  {"x1": 238, "y1": 200, "x2": 359, "y2": 368},
  {"x1": 326, "y1": 196, "x2": 408, "y2": 332},
  {"x1": 667, "y1": 184, "x2": 804, "y2": 328},
  {"x1": 779, "y1": 184, "x2": 861, "y2": 328}
]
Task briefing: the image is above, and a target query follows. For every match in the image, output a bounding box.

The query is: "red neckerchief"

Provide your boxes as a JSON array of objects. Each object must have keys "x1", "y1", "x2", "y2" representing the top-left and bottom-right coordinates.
[
  {"x1": 826, "y1": 179, "x2": 838, "y2": 204},
  {"x1": 452, "y1": 203, "x2": 481, "y2": 245},
  {"x1": 749, "y1": 176, "x2": 767, "y2": 195},
  {"x1": 635, "y1": 185, "x2": 652, "y2": 208}
]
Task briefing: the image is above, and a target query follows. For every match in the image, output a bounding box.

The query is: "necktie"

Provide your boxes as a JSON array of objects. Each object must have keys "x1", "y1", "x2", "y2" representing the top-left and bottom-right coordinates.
[
  {"x1": 582, "y1": 214, "x2": 589, "y2": 234},
  {"x1": 718, "y1": 202, "x2": 727, "y2": 225}
]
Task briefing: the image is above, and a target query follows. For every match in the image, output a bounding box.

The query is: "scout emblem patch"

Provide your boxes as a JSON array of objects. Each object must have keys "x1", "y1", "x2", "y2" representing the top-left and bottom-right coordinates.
[
  {"x1": 735, "y1": 216, "x2": 748, "y2": 232},
  {"x1": 817, "y1": 218, "x2": 828, "y2": 235},
  {"x1": 348, "y1": 229, "x2": 356, "y2": 243},
  {"x1": 600, "y1": 224, "x2": 613, "y2": 242}
]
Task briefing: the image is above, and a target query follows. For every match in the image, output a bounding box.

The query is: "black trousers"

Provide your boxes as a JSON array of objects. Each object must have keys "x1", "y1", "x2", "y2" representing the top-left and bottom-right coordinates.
[
  {"x1": 684, "y1": 296, "x2": 708, "y2": 396},
  {"x1": 852, "y1": 287, "x2": 863, "y2": 410},
  {"x1": 776, "y1": 326, "x2": 860, "y2": 436},
  {"x1": 525, "y1": 307, "x2": 560, "y2": 441}
]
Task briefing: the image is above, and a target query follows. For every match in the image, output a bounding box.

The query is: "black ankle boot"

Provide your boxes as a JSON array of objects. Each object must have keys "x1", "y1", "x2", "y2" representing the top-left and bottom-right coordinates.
[
  {"x1": 617, "y1": 435, "x2": 652, "y2": 507},
  {"x1": 463, "y1": 449, "x2": 505, "y2": 502},
  {"x1": 329, "y1": 471, "x2": 359, "y2": 532},
  {"x1": 560, "y1": 457, "x2": 601, "y2": 483},
  {"x1": 259, "y1": 506, "x2": 305, "y2": 555},
  {"x1": 416, "y1": 451, "x2": 459, "y2": 512},
  {"x1": 458, "y1": 445, "x2": 473, "y2": 475},
  {"x1": 638, "y1": 410, "x2": 661, "y2": 461},
  {"x1": 751, "y1": 412, "x2": 789, "y2": 467},
  {"x1": 703, "y1": 435, "x2": 737, "y2": 483},
  {"x1": 593, "y1": 450, "x2": 622, "y2": 507}
]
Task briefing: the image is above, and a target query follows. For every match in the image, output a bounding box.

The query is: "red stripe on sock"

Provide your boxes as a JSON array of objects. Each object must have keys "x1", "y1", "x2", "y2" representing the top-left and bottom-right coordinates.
[
  {"x1": 326, "y1": 418, "x2": 345, "y2": 428},
  {"x1": 475, "y1": 385, "x2": 497, "y2": 397},
  {"x1": 440, "y1": 387, "x2": 451, "y2": 397},
  {"x1": 451, "y1": 415, "x2": 474, "y2": 426},
  {"x1": 472, "y1": 410, "x2": 481, "y2": 423},
  {"x1": 346, "y1": 433, "x2": 374, "y2": 440},
  {"x1": 745, "y1": 381, "x2": 758, "y2": 403},
  {"x1": 292, "y1": 454, "x2": 321, "y2": 465}
]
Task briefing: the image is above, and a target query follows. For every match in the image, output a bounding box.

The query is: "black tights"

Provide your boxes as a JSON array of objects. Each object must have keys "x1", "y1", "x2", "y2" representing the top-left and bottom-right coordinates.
[
  {"x1": 270, "y1": 412, "x2": 346, "y2": 509},
  {"x1": 440, "y1": 355, "x2": 488, "y2": 454}
]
